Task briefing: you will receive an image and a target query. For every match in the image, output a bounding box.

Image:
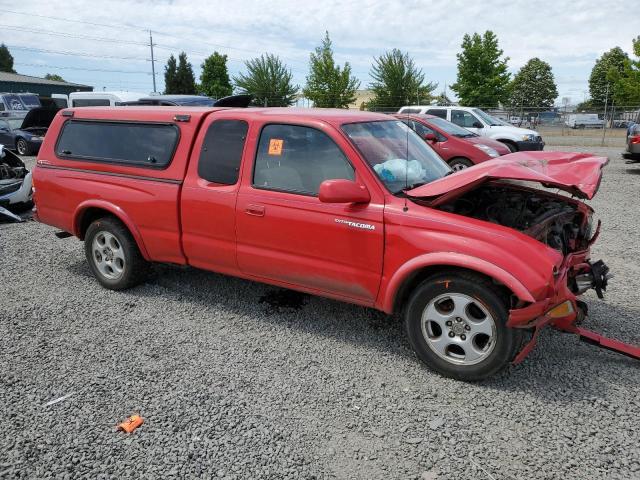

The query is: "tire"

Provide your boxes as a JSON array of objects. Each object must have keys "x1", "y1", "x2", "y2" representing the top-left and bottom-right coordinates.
[
  {"x1": 404, "y1": 272, "x2": 523, "y2": 381},
  {"x1": 16, "y1": 138, "x2": 30, "y2": 156},
  {"x1": 500, "y1": 141, "x2": 518, "y2": 153},
  {"x1": 448, "y1": 157, "x2": 474, "y2": 171},
  {"x1": 84, "y1": 216, "x2": 150, "y2": 290}
]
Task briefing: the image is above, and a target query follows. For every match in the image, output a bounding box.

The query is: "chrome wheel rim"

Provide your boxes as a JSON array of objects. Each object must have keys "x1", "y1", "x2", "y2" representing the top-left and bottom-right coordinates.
[
  {"x1": 91, "y1": 231, "x2": 125, "y2": 280},
  {"x1": 451, "y1": 162, "x2": 468, "y2": 171},
  {"x1": 17, "y1": 140, "x2": 27, "y2": 155},
  {"x1": 421, "y1": 293, "x2": 496, "y2": 366}
]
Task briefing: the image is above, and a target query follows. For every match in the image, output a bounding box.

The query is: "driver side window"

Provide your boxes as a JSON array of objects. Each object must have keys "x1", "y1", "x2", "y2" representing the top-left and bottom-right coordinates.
[{"x1": 451, "y1": 110, "x2": 480, "y2": 128}]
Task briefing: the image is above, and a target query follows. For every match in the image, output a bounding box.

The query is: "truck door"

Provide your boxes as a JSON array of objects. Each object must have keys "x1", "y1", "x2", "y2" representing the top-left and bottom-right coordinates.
[
  {"x1": 451, "y1": 109, "x2": 484, "y2": 136},
  {"x1": 235, "y1": 123, "x2": 384, "y2": 304},
  {"x1": 181, "y1": 116, "x2": 249, "y2": 274}
]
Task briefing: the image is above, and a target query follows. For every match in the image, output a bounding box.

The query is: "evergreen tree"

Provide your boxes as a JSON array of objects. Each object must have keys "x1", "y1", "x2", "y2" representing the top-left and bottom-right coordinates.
[
  {"x1": 164, "y1": 55, "x2": 178, "y2": 94},
  {"x1": 451, "y1": 31, "x2": 510, "y2": 107},
  {"x1": 233, "y1": 54, "x2": 299, "y2": 107},
  {"x1": 509, "y1": 58, "x2": 558, "y2": 110},
  {"x1": 303, "y1": 32, "x2": 360, "y2": 108},
  {"x1": 200, "y1": 52, "x2": 233, "y2": 99},
  {"x1": 175, "y1": 52, "x2": 197, "y2": 94},
  {"x1": 44, "y1": 73, "x2": 65, "y2": 82},
  {"x1": 0, "y1": 44, "x2": 16, "y2": 73},
  {"x1": 368, "y1": 49, "x2": 436, "y2": 111},
  {"x1": 589, "y1": 47, "x2": 628, "y2": 107}
]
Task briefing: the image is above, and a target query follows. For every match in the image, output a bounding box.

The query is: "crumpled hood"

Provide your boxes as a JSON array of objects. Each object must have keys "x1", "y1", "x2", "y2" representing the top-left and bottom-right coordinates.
[{"x1": 407, "y1": 151, "x2": 609, "y2": 201}]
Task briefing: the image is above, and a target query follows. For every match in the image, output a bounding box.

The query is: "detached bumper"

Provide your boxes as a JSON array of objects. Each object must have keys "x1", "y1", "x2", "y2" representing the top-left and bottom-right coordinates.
[{"x1": 516, "y1": 139, "x2": 545, "y2": 151}]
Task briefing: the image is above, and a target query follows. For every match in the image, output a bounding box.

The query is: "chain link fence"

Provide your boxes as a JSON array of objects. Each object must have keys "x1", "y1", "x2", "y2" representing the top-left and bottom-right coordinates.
[{"x1": 364, "y1": 104, "x2": 640, "y2": 148}]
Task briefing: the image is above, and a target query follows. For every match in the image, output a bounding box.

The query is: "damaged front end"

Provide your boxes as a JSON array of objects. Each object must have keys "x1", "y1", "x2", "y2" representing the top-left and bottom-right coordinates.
[
  {"x1": 0, "y1": 144, "x2": 32, "y2": 222},
  {"x1": 408, "y1": 152, "x2": 639, "y2": 363}
]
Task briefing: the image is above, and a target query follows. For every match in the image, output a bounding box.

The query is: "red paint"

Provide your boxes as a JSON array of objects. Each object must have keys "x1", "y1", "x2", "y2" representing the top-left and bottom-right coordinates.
[{"x1": 32, "y1": 106, "x2": 631, "y2": 362}]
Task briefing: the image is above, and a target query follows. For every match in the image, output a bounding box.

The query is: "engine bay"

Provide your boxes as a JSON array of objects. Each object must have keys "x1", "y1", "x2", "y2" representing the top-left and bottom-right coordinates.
[{"x1": 436, "y1": 182, "x2": 591, "y2": 254}]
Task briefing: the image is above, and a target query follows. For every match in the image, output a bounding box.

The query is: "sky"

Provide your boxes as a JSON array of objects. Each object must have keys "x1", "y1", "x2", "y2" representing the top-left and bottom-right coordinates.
[{"x1": 2, "y1": 0, "x2": 637, "y2": 105}]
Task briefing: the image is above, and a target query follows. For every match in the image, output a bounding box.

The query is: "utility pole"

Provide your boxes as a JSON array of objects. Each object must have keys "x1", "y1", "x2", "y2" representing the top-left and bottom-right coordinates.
[
  {"x1": 601, "y1": 82, "x2": 609, "y2": 146},
  {"x1": 149, "y1": 30, "x2": 157, "y2": 93}
]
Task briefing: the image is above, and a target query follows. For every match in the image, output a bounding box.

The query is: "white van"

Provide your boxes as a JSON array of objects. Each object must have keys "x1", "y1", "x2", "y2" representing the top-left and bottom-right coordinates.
[
  {"x1": 564, "y1": 114, "x2": 604, "y2": 129},
  {"x1": 397, "y1": 105, "x2": 544, "y2": 152},
  {"x1": 51, "y1": 91, "x2": 148, "y2": 108}
]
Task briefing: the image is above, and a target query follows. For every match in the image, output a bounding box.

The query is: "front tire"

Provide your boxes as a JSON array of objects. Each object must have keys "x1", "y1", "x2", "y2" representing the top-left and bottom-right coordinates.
[
  {"x1": 500, "y1": 141, "x2": 518, "y2": 153},
  {"x1": 404, "y1": 273, "x2": 523, "y2": 381},
  {"x1": 16, "y1": 138, "x2": 30, "y2": 156},
  {"x1": 448, "y1": 157, "x2": 474, "y2": 171},
  {"x1": 84, "y1": 216, "x2": 150, "y2": 290}
]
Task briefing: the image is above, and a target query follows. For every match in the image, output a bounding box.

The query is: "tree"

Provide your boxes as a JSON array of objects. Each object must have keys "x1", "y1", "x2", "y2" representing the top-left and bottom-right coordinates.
[
  {"x1": 164, "y1": 55, "x2": 178, "y2": 94},
  {"x1": 0, "y1": 44, "x2": 16, "y2": 73},
  {"x1": 44, "y1": 73, "x2": 65, "y2": 82},
  {"x1": 508, "y1": 58, "x2": 558, "y2": 110},
  {"x1": 174, "y1": 52, "x2": 197, "y2": 94},
  {"x1": 608, "y1": 37, "x2": 640, "y2": 106},
  {"x1": 451, "y1": 31, "x2": 510, "y2": 107},
  {"x1": 368, "y1": 49, "x2": 436, "y2": 111},
  {"x1": 200, "y1": 52, "x2": 233, "y2": 99},
  {"x1": 233, "y1": 54, "x2": 299, "y2": 106},
  {"x1": 588, "y1": 47, "x2": 628, "y2": 107},
  {"x1": 303, "y1": 32, "x2": 360, "y2": 108}
]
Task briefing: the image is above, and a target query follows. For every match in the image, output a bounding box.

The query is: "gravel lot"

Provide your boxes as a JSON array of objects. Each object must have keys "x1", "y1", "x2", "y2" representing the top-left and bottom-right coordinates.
[{"x1": 1, "y1": 149, "x2": 639, "y2": 479}]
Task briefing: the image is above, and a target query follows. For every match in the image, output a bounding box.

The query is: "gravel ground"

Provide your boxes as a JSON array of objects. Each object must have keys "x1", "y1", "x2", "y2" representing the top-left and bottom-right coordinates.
[{"x1": 1, "y1": 149, "x2": 639, "y2": 479}]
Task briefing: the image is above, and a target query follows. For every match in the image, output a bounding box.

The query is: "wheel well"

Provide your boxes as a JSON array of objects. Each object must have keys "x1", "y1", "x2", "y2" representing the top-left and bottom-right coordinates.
[
  {"x1": 392, "y1": 265, "x2": 515, "y2": 314},
  {"x1": 497, "y1": 139, "x2": 517, "y2": 150},
  {"x1": 77, "y1": 207, "x2": 116, "y2": 240}
]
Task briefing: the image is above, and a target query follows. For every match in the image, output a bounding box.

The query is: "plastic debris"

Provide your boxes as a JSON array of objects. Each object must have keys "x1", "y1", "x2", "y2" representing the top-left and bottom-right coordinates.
[
  {"x1": 43, "y1": 391, "x2": 77, "y2": 407},
  {"x1": 116, "y1": 414, "x2": 144, "y2": 433}
]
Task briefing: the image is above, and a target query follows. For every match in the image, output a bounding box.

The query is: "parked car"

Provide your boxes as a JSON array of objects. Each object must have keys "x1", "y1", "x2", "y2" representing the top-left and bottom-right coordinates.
[
  {"x1": 623, "y1": 123, "x2": 640, "y2": 162},
  {"x1": 52, "y1": 91, "x2": 148, "y2": 108},
  {"x1": 564, "y1": 114, "x2": 604, "y2": 129},
  {"x1": 0, "y1": 93, "x2": 29, "y2": 117},
  {"x1": 0, "y1": 107, "x2": 59, "y2": 155},
  {"x1": 33, "y1": 106, "x2": 612, "y2": 380},
  {"x1": 509, "y1": 116, "x2": 522, "y2": 125},
  {"x1": 0, "y1": 144, "x2": 32, "y2": 221},
  {"x1": 17, "y1": 93, "x2": 42, "y2": 110},
  {"x1": 394, "y1": 113, "x2": 511, "y2": 170},
  {"x1": 398, "y1": 105, "x2": 544, "y2": 152}
]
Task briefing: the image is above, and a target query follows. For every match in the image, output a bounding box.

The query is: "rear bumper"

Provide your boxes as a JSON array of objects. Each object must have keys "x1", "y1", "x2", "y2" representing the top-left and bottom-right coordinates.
[{"x1": 516, "y1": 139, "x2": 545, "y2": 151}]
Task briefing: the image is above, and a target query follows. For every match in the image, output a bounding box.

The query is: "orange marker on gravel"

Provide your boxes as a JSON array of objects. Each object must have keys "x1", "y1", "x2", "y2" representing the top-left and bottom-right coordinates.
[{"x1": 116, "y1": 414, "x2": 144, "y2": 433}]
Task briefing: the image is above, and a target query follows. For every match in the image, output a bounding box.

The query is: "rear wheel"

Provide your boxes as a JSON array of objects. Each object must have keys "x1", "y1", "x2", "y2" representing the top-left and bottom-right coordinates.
[
  {"x1": 404, "y1": 273, "x2": 523, "y2": 381},
  {"x1": 84, "y1": 216, "x2": 150, "y2": 290},
  {"x1": 448, "y1": 157, "x2": 474, "y2": 171},
  {"x1": 16, "y1": 138, "x2": 29, "y2": 156}
]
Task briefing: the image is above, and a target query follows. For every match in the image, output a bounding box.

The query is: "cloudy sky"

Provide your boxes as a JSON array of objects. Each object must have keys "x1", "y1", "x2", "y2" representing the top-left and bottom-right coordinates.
[{"x1": 3, "y1": 0, "x2": 637, "y2": 104}]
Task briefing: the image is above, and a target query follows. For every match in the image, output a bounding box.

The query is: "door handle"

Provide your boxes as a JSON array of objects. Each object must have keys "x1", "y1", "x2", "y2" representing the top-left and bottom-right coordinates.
[{"x1": 245, "y1": 204, "x2": 265, "y2": 216}]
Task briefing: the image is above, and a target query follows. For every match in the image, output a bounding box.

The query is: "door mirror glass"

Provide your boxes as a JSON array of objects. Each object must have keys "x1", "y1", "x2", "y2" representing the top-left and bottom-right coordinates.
[{"x1": 319, "y1": 179, "x2": 370, "y2": 204}]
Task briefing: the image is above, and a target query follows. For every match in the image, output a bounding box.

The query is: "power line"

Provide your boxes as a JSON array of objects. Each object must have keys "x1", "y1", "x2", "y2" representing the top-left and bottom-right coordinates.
[
  {"x1": 0, "y1": 24, "x2": 149, "y2": 46},
  {"x1": 3, "y1": 9, "x2": 147, "y2": 32},
  {"x1": 14, "y1": 63, "x2": 151, "y2": 75},
  {"x1": 6, "y1": 45, "x2": 152, "y2": 61}
]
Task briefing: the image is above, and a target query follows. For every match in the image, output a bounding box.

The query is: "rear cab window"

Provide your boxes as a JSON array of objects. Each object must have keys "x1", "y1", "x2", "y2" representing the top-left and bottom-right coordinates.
[
  {"x1": 253, "y1": 124, "x2": 354, "y2": 196},
  {"x1": 55, "y1": 120, "x2": 179, "y2": 168},
  {"x1": 71, "y1": 99, "x2": 111, "y2": 107},
  {"x1": 198, "y1": 120, "x2": 248, "y2": 184}
]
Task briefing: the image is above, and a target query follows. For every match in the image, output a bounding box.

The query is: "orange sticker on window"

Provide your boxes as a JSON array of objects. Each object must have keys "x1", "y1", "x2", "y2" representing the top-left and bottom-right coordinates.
[{"x1": 268, "y1": 138, "x2": 284, "y2": 155}]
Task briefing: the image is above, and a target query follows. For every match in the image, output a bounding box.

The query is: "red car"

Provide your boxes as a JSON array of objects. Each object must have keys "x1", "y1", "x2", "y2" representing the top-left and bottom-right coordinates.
[
  {"x1": 33, "y1": 106, "x2": 629, "y2": 381},
  {"x1": 394, "y1": 113, "x2": 511, "y2": 171}
]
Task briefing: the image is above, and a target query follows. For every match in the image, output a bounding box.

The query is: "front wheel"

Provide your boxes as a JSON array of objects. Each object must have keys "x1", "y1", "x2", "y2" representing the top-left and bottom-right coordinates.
[
  {"x1": 501, "y1": 141, "x2": 517, "y2": 153},
  {"x1": 16, "y1": 138, "x2": 30, "y2": 156},
  {"x1": 84, "y1": 216, "x2": 150, "y2": 290},
  {"x1": 448, "y1": 157, "x2": 474, "y2": 171},
  {"x1": 404, "y1": 273, "x2": 523, "y2": 381}
]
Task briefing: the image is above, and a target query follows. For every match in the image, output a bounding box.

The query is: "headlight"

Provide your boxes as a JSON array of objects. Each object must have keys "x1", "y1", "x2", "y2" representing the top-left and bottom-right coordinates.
[
  {"x1": 522, "y1": 134, "x2": 535, "y2": 142},
  {"x1": 30, "y1": 136, "x2": 44, "y2": 141},
  {"x1": 473, "y1": 144, "x2": 500, "y2": 157}
]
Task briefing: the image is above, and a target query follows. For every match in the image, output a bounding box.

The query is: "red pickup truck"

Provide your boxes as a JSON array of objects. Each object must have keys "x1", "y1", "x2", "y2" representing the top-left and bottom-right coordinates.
[{"x1": 33, "y1": 106, "x2": 613, "y2": 380}]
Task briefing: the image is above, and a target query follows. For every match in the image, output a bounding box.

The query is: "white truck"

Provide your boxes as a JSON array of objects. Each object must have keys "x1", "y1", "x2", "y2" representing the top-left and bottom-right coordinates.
[
  {"x1": 398, "y1": 105, "x2": 544, "y2": 152},
  {"x1": 564, "y1": 114, "x2": 604, "y2": 129},
  {"x1": 51, "y1": 91, "x2": 148, "y2": 108}
]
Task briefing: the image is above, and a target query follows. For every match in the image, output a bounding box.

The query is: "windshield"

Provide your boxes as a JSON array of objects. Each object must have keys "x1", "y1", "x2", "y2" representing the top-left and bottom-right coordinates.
[
  {"x1": 472, "y1": 108, "x2": 510, "y2": 127},
  {"x1": 427, "y1": 117, "x2": 477, "y2": 138},
  {"x1": 2, "y1": 95, "x2": 27, "y2": 111},
  {"x1": 6, "y1": 118, "x2": 23, "y2": 129},
  {"x1": 18, "y1": 94, "x2": 41, "y2": 109},
  {"x1": 342, "y1": 120, "x2": 451, "y2": 194}
]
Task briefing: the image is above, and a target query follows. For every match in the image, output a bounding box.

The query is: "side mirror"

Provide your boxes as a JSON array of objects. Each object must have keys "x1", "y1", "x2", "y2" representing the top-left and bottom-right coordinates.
[
  {"x1": 472, "y1": 121, "x2": 483, "y2": 129},
  {"x1": 424, "y1": 132, "x2": 438, "y2": 142},
  {"x1": 319, "y1": 179, "x2": 370, "y2": 204}
]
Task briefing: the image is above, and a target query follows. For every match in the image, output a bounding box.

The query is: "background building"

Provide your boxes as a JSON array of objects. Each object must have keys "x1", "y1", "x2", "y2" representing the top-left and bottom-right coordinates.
[{"x1": 0, "y1": 72, "x2": 93, "y2": 97}]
